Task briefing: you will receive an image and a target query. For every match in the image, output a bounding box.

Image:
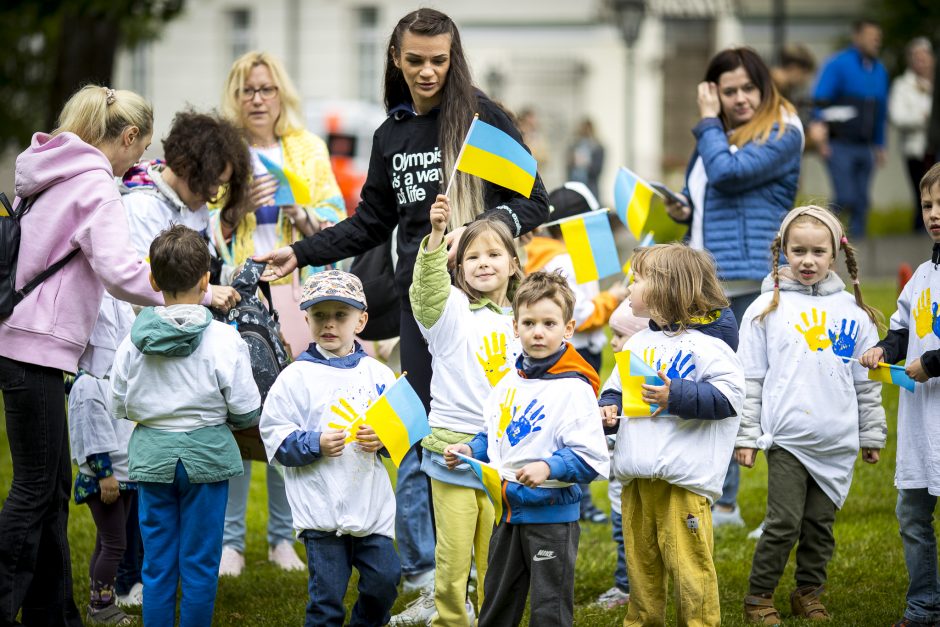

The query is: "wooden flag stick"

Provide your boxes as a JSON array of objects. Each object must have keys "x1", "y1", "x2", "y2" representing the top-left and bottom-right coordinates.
[{"x1": 541, "y1": 207, "x2": 611, "y2": 228}]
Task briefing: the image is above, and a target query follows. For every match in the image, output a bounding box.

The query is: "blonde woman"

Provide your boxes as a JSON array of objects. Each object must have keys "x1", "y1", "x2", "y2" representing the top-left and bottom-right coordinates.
[{"x1": 213, "y1": 50, "x2": 344, "y2": 576}]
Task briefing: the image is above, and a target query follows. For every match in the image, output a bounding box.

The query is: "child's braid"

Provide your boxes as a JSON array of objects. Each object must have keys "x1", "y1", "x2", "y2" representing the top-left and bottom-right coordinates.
[
  {"x1": 758, "y1": 234, "x2": 783, "y2": 322},
  {"x1": 840, "y1": 237, "x2": 885, "y2": 330}
]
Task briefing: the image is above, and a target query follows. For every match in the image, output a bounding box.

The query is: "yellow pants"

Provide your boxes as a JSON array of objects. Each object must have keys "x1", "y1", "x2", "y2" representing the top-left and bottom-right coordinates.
[
  {"x1": 621, "y1": 479, "x2": 720, "y2": 627},
  {"x1": 430, "y1": 478, "x2": 495, "y2": 627}
]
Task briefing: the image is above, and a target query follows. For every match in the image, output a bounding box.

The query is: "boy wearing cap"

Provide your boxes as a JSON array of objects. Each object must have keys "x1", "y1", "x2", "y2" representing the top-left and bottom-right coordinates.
[{"x1": 259, "y1": 269, "x2": 401, "y2": 627}]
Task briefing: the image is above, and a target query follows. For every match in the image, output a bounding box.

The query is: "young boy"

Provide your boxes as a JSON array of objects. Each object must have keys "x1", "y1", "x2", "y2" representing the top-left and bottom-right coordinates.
[
  {"x1": 259, "y1": 270, "x2": 400, "y2": 627},
  {"x1": 110, "y1": 225, "x2": 261, "y2": 625},
  {"x1": 861, "y1": 163, "x2": 940, "y2": 627},
  {"x1": 445, "y1": 271, "x2": 610, "y2": 627}
]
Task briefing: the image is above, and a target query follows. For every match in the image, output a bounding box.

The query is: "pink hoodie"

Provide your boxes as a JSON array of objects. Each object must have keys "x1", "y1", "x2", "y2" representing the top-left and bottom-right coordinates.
[{"x1": 0, "y1": 132, "x2": 207, "y2": 372}]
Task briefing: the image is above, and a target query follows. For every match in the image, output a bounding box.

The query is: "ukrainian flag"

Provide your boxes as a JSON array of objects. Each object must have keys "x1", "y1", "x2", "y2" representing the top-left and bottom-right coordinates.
[
  {"x1": 364, "y1": 376, "x2": 431, "y2": 466},
  {"x1": 868, "y1": 362, "x2": 916, "y2": 393},
  {"x1": 560, "y1": 210, "x2": 622, "y2": 284},
  {"x1": 257, "y1": 152, "x2": 312, "y2": 207},
  {"x1": 456, "y1": 452, "x2": 503, "y2": 523},
  {"x1": 456, "y1": 117, "x2": 538, "y2": 198},
  {"x1": 615, "y1": 349, "x2": 664, "y2": 416},
  {"x1": 614, "y1": 167, "x2": 655, "y2": 239}
]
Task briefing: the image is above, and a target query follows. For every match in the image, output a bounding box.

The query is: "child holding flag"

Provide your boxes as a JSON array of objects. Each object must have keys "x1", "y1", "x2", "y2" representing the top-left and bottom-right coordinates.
[
  {"x1": 861, "y1": 164, "x2": 940, "y2": 627},
  {"x1": 259, "y1": 270, "x2": 400, "y2": 627},
  {"x1": 445, "y1": 271, "x2": 610, "y2": 627},
  {"x1": 737, "y1": 206, "x2": 885, "y2": 624},
  {"x1": 599, "y1": 243, "x2": 744, "y2": 627}
]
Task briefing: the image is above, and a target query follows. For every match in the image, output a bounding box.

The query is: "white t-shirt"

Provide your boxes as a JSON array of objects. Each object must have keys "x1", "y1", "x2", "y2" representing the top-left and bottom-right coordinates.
[
  {"x1": 259, "y1": 357, "x2": 397, "y2": 538},
  {"x1": 738, "y1": 289, "x2": 879, "y2": 508}
]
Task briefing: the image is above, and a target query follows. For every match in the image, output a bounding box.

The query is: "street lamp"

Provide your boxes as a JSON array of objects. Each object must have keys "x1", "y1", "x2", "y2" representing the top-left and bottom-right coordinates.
[{"x1": 609, "y1": 0, "x2": 646, "y2": 169}]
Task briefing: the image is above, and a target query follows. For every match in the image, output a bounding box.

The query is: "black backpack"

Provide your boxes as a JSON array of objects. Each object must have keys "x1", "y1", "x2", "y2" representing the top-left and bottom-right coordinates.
[{"x1": 0, "y1": 192, "x2": 79, "y2": 318}]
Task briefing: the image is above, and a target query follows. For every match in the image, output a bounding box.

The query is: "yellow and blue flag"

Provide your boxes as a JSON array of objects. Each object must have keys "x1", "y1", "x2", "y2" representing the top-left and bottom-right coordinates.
[
  {"x1": 615, "y1": 349, "x2": 664, "y2": 416},
  {"x1": 455, "y1": 452, "x2": 504, "y2": 523},
  {"x1": 364, "y1": 376, "x2": 431, "y2": 466},
  {"x1": 560, "y1": 210, "x2": 622, "y2": 284},
  {"x1": 868, "y1": 362, "x2": 916, "y2": 392},
  {"x1": 456, "y1": 118, "x2": 538, "y2": 198},
  {"x1": 257, "y1": 152, "x2": 312, "y2": 207},
  {"x1": 614, "y1": 167, "x2": 655, "y2": 239}
]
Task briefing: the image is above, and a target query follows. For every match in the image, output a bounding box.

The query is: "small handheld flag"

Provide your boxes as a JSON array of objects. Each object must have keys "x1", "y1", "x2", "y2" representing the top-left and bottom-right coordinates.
[
  {"x1": 867, "y1": 362, "x2": 916, "y2": 393},
  {"x1": 452, "y1": 115, "x2": 538, "y2": 198},
  {"x1": 614, "y1": 167, "x2": 655, "y2": 239},
  {"x1": 256, "y1": 152, "x2": 312, "y2": 207},
  {"x1": 363, "y1": 376, "x2": 431, "y2": 466},
  {"x1": 615, "y1": 349, "x2": 664, "y2": 416},
  {"x1": 455, "y1": 452, "x2": 504, "y2": 523},
  {"x1": 559, "y1": 209, "x2": 622, "y2": 284}
]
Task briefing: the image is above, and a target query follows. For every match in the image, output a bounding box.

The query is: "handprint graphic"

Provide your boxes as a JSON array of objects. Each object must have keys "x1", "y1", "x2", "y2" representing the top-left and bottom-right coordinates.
[
  {"x1": 328, "y1": 397, "x2": 366, "y2": 443},
  {"x1": 496, "y1": 388, "x2": 517, "y2": 439},
  {"x1": 665, "y1": 350, "x2": 696, "y2": 380},
  {"x1": 934, "y1": 302, "x2": 940, "y2": 341},
  {"x1": 913, "y1": 289, "x2": 933, "y2": 339},
  {"x1": 643, "y1": 348, "x2": 659, "y2": 371},
  {"x1": 476, "y1": 332, "x2": 510, "y2": 387},
  {"x1": 795, "y1": 308, "x2": 832, "y2": 352},
  {"x1": 505, "y1": 399, "x2": 546, "y2": 446},
  {"x1": 827, "y1": 318, "x2": 859, "y2": 363}
]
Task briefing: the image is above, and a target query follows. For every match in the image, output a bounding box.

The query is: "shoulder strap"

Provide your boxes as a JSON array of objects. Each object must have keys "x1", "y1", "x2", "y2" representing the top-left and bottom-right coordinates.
[{"x1": 14, "y1": 248, "x2": 81, "y2": 306}]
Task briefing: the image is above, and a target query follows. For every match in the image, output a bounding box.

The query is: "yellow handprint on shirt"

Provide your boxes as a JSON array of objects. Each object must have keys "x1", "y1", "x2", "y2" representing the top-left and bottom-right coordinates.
[
  {"x1": 496, "y1": 388, "x2": 517, "y2": 439},
  {"x1": 643, "y1": 348, "x2": 658, "y2": 371},
  {"x1": 328, "y1": 398, "x2": 366, "y2": 444},
  {"x1": 795, "y1": 308, "x2": 832, "y2": 352},
  {"x1": 476, "y1": 332, "x2": 510, "y2": 387},
  {"x1": 913, "y1": 288, "x2": 933, "y2": 339}
]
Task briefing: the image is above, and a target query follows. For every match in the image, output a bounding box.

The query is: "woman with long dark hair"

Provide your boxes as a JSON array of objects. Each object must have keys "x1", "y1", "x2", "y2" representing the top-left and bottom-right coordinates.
[
  {"x1": 255, "y1": 8, "x2": 549, "y2": 623},
  {"x1": 664, "y1": 47, "x2": 804, "y2": 531}
]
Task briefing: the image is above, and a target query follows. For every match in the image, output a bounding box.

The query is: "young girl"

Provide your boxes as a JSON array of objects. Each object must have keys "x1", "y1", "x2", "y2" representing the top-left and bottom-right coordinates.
[
  {"x1": 394, "y1": 195, "x2": 523, "y2": 626},
  {"x1": 599, "y1": 243, "x2": 745, "y2": 627},
  {"x1": 735, "y1": 206, "x2": 886, "y2": 624}
]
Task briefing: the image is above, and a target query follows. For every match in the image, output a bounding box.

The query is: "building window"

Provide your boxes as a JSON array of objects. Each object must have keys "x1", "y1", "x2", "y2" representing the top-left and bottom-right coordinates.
[
  {"x1": 228, "y1": 8, "x2": 252, "y2": 61},
  {"x1": 356, "y1": 6, "x2": 380, "y2": 102},
  {"x1": 129, "y1": 42, "x2": 150, "y2": 98}
]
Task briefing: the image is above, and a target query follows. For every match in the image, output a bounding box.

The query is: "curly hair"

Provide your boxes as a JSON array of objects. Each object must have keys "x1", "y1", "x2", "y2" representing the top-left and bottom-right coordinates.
[{"x1": 162, "y1": 109, "x2": 250, "y2": 212}]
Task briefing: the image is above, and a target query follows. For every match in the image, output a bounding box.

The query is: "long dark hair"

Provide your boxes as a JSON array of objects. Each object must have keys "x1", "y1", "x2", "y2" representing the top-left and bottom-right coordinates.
[
  {"x1": 385, "y1": 9, "x2": 482, "y2": 228},
  {"x1": 704, "y1": 47, "x2": 795, "y2": 147}
]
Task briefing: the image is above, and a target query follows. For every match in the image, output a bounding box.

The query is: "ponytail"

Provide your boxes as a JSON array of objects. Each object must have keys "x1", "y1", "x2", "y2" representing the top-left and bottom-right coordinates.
[{"x1": 54, "y1": 85, "x2": 152, "y2": 148}]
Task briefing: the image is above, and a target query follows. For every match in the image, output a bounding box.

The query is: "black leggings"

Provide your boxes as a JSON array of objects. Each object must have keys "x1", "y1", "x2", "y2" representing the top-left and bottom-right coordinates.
[{"x1": 86, "y1": 491, "x2": 135, "y2": 607}]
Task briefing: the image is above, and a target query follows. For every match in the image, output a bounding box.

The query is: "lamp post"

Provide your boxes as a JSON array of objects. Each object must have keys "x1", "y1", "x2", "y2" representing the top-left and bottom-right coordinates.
[{"x1": 609, "y1": 0, "x2": 646, "y2": 168}]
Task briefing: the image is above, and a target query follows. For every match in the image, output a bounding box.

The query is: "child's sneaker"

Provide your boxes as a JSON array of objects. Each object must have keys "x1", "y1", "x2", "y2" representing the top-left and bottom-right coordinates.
[
  {"x1": 86, "y1": 604, "x2": 137, "y2": 626},
  {"x1": 744, "y1": 594, "x2": 782, "y2": 625},
  {"x1": 747, "y1": 520, "x2": 766, "y2": 540},
  {"x1": 218, "y1": 546, "x2": 245, "y2": 577},
  {"x1": 268, "y1": 541, "x2": 305, "y2": 572},
  {"x1": 401, "y1": 568, "x2": 435, "y2": 593},
  {"x1": 789, "y1": 585, "x2": 830, "y2": 621},
  {"x1": 390, "y1": 589, "x2": 436, "y2": 626},
  {"x1": 593, "y1": 586, "x2": 630, "y2": 609},
  {"x1": 115, "y1": 582, "x2": 143, "y2": 608},
  {"x1": 711, "y1": 504, "x2": 745, "y2": 527}
]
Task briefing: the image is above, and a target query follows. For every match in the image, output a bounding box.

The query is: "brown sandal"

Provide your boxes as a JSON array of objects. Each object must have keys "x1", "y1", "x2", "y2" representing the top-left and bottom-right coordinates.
[
  {"x1": 790, "y1": 585, "x2": 831, "y2": 621},
  {"x1": 744, "y1": 595, "x2": 782, "y2": 625}
]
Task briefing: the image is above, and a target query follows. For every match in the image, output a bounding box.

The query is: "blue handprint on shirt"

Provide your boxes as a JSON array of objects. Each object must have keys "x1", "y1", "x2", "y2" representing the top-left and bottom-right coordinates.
[
  {"x1": 505, "y1": 399, "x2": 546, "y2": 446},
  {"x1": 827, "y1": 318, "x2": 859, "y2": 363},
  {"x1": 665, "y1": 350, "x2": 696, "y2": 380},
  {"x1": 933, "y1": 302, "x2": 940, "y2": 341}
]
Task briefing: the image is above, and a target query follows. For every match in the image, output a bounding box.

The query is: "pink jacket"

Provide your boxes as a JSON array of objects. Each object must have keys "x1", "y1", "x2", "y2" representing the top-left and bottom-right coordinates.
[{"x1": 0, "y1": 132, "x2": 206, "y2": 372}]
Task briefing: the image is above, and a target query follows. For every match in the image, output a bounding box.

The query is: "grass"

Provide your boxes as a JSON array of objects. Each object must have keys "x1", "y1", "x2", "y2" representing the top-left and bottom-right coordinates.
[{"x1": 0, "y1": 280, "x2": 920, "y2": 624}]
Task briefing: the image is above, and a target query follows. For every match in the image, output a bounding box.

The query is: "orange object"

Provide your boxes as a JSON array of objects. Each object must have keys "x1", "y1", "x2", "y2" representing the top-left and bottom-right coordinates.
[{"x1": 898, "y1": 263, "x2": 913, "y2": 294}]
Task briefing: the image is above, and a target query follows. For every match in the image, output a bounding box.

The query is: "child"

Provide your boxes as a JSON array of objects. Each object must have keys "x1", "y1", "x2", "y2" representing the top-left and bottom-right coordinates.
[
  {"x1": 395, "y1": 196, "x2": 524, "y2": 627},
  {"x1": 445, "y1": 271, "x2": 610, "y2": 627},
  {"x1": 259, "y1": 270, "x2": 400, "y2": 627},
  {"x1": 861, "y1": 164, "x2": 940, "y2": 627},
  {"x1": 736, "y1": 206, "x2": 886, "y2": 624},
  {"x1": 68, "y1": 294, "x2": 137, "y2": 626},
  {"x1": 110, "y1": 225, "x2": 261, "y2": 625},
  {"x1": 524, "y1": 182, "x2": 628, "y2": 524},
  {"x1": 599, "y1": 243, "x2": 745, "y2": 627}
]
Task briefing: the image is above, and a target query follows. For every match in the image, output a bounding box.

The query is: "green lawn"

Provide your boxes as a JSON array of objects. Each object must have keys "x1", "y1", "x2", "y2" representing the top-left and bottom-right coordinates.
[{"x1": 0, "y1": 281, "x2": 921, "y2": 625}]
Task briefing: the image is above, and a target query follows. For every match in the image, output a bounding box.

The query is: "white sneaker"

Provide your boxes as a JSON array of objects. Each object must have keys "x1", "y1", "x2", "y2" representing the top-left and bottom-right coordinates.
[
  {"x1": 219, "y1": 546, "x2": 245, "y2": 577},
  {"x1": 390, "y1": 589, "x2": 436, "y2": 626},
  {"x1": 424, "y1": 598, "x2": 476, "y2": 626},
  {"x1": 748, "y1": 520, "x2": 766, "y2": 540},
  {"x1": 115, "y1": 581, "x2": 143, "y2": 608},
  {"x1": 593, "y1": 586, "x2": 630, "y2": 609},
  {"x1": 711, "y1": 504, "x2": 745, "y2": 528},
  {"x1": 269, "y1": 541, "x2": 306, "y2": 572},
  {"x1": 401, "y1": 569, "x2": 435, "y2": 593}
]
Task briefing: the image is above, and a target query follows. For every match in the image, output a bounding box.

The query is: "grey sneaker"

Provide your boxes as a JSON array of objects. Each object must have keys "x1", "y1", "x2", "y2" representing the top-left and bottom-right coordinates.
[
  {"x1": 593, "y1": 586, "x2": 630, "y2": 609},
  {"x1": 748, "y1": 520, "x2": 766, "y2": 540},
  {"x1": 711, "y1": 504, "x2": 745, "y2": 528},
  {"x1": 390, "y1": 590, "x2": 436, "y2": 626}
]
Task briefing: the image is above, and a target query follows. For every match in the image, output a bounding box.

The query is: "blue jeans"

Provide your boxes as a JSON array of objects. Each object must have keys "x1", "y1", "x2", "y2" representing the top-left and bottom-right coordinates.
[
  {"x1": 0, "y1": 356, "x2": 83, "y2": 627},
  {"x1": 897, "y1": 489, "x2": 940, "y2": 623},
  {"x1": 222, "y1": 460, "x2": 295, "y2": 551},
  {"x1": 611, "y1": 511, "x2": 629, "y2": 592},
  {"x1": 138, "y1": 461, "x2": 228, "y2": 627},
  {"x1": 826, "y1": 140, "x2": 875, "y2": 239},
  {"x1": 300, "y1": 530, "x2": 400, "y2": 627}
]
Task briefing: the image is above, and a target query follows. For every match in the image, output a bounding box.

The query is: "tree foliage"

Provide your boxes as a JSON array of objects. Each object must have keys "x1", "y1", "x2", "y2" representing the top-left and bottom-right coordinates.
[{"x1": 867, "y1": 0, "x2": 940, "y2": 75}]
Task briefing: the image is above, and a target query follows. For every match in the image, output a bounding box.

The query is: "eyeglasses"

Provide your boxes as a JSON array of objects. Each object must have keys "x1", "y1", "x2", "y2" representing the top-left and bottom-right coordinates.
[{"x1": 239, "y1": 85, "x2": 278, "y2": 101}]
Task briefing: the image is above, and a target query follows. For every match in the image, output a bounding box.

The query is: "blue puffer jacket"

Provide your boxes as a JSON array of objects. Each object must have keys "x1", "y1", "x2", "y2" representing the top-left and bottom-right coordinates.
[{"x1": 681, "y1": 117, "x2": 803, "y2": 282}]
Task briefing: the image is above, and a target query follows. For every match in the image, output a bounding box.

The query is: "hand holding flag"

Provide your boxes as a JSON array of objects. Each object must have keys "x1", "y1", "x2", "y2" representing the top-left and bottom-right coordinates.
[
  {"x1": 615, "y1": 349, "x2": 666, "y2": 417},
  {"x1": 363, "y1": 375, "x2": 431, "y2": 466}
]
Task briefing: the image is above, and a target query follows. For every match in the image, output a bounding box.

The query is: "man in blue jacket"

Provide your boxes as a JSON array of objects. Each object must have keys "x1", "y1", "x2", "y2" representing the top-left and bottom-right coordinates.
[{"x1": 813, "y1": 19, "x2": 889, "y2": 239}]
